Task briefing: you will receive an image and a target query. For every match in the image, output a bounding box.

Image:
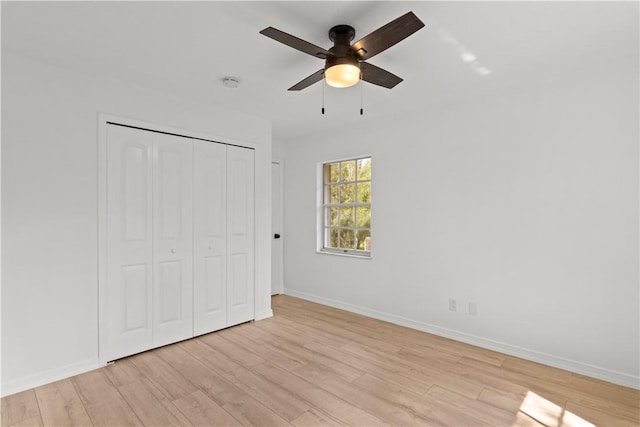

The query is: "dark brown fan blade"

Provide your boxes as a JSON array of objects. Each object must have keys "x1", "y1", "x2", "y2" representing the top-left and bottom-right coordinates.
[
  {"x1": 288, "y1": 69, "x2": 325, "y2": 91},
  {"x1": 260, "y1": 27, "x2": 334, "y2": 59},
  {"x1": 351, "y1": 12, "x2": 425, "y2": 60},
  {"x1": 360, "y1": 62, "x2": 403, "y2": 89}
]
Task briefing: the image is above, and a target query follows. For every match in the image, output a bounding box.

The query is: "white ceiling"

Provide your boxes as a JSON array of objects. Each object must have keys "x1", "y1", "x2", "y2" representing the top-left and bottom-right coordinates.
[{"x1": 2, "y1": 1, "x2": 637, "y2": 141}]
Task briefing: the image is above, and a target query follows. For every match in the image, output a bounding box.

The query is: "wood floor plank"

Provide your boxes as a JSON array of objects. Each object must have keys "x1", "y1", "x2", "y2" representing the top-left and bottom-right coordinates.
[
  {"x1": 1, "y1": 389, "x2": 43, "y2": 427},
  {"x1": 34, "y1": 379, "x2": 92, "y2": 427},
  {"x1": 457, "y1": 352, "x2": 583, "y2": 406},
  {"x1": 179, "y1": 338, "x2": 244, "y2": 375},
  {"x1": 183, "y1": 337, "x2": 312, "y2": 422},
  {"x1": 341, "y1": 341, "x2": 485, "y2": 399},
  {"x1": 127, "y1": 349, "x2": 198, "y2": 402},
  {"x1": 225, "y1": 367, "x2": 309, "y2": 422},
  {"x1": 477, "y1": 386, "x2": 529, "y2": 413},
  {"x1": 518, "y1": 388, "x2": 568, "y2": 426},
  {"x1": 303, "y1": 340, "x2": 434, "y2": 396},
  {"x1": 250, "y1": 361, "x2": 389, "y2": 426},
  {"x1": 221, "y1": 394, "x2": 292, "y2": 426},
  {"x1": 271, "y1": 316, "x2": 352, "y2": 349},
  {"x1": 71, "y1": 369, "x2": 141, "y2": 427},
  {"x1": 502, "y1": 356, "x2": 640, "y2": 408},
  {"x1": 513, "y1": 411, "x2": 547, "y2": 426},
  {"x1": 153, "y1": 344, "x2": 245, "y2": 406},
  {"x1": 198, "y1": 331, "x2": 265, "y2": 368},
  {"x1": 5, "y1": 417, "x2": 45, "y2": 427},
  {"x1": 116, "y1": 377, "x2": 191, "y2": 426},
  {"x1": 290, "y1": 408, "x2": 344, "y2": 427},
  {"x1": 183, "y1": 337, "x2": 321, "y2": 423},
  {"x1": 292, "y1": 363, "x2": 437, "y2": 426},
  {"x1": 173, "y1": 390, "x2": 242, "y2": 427},
  {"x1": 426, "y1": 384, "x2": 516, "y2": 425},
  {"x1": 103, "y1": 358, "x2": 147, "y2": 388},
  {"x1": 563, "y1": 392, "x2": 640, "y2": 422},
  {"x1": 564, "y1": 400, "x2": 638, "y2": 426},
  {"x1": 249, "y1": 318, "x2": 316, "y2": 347},
  {"x1": 276, "y1": 303, "x2": 402, "y2": 354},
  {"x1": 231, "y1": 326, "x2": 366, "y2": 383},
  {"x1": 220, "y1": 326, "x2": 308, "y2": 372},
  {"x1": 350, "y1": 372, "x2": 486, "y2": 426}
]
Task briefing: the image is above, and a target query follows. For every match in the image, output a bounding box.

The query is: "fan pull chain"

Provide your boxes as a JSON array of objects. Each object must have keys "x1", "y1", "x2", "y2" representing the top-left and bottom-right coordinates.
[
  {"x1": 322, "y1": 80, "x2": 325, "y2": 115},
  {"x1": 360, "y1": 75, "x2": 364, "y2": 115}
]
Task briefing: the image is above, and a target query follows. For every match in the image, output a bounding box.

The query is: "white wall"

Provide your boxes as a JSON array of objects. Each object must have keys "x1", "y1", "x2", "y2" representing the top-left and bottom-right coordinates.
[
  {"x1": 1, "y1": 52, "x2": 272, "y2": 395},
  {"x1": 272, "y1": 139, "x2": 286, "y2": 161},
  {"x1": 283, "y1": 61, "x2": 639, "y2": 388}
]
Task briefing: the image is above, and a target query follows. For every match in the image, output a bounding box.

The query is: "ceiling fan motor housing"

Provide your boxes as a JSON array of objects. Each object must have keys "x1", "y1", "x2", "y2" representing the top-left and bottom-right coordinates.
[
  {"x1": 328, "y1": 24, "x2": 355, "y2": 44},
  {"x1": 326, "y1": 24, "x2": 360, "y2": 71}
]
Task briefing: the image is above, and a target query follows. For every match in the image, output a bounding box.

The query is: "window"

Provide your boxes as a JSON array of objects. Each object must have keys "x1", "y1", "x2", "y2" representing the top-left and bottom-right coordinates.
[{"x1": 321, "y1": 157, "x2": 371, "y2": 256}]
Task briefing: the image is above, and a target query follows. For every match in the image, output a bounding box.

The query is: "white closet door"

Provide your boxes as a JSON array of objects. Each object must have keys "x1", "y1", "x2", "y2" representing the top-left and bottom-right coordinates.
[
  {"x1": 106, "y1": 125, "x2": 153, "y2": 361},
  {"x1": 226, "y1": 146, "x2": 255, "y2": 326},
  {"x1": 152, "y1": 133, "x2": 194, "y2": 347},
  {"x1": 193, "y1": 142, "x2": 227, "y2": 335}
]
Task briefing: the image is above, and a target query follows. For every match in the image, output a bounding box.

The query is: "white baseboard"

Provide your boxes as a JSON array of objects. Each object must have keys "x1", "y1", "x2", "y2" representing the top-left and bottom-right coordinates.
[
  {"x1": 284, "y1": 288, "x2": 640, "y2": 390},
  {"x1": 2, "y1": 358, "x2": 104, "y2": 397}
]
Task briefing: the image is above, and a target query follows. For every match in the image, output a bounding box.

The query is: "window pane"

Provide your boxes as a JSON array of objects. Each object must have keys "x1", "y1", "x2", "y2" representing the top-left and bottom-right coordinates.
[
  {"x1": 357, "y1": 158, "x2": 371, "y2": 180},
  {"x1": 339, "y1": 207, "x2": 354, "y2": 227},
  {"x1": 339, "y1": 229, "x2": 355, "y2": 249},
  {"x1": 325, "y1": 228, "x2": 339, "y2": 248},
  {"x1": 356, "y1": 206, "x2": 371, "y2": 228},
  {"x1": 325, "y1": 163, "x2": 340, "y2": 183},
  {"x1": 341, "y1": 160, "x2": 356, "y2": 182},
  {"x1": 327, "y1": 207, "x2": 338, "y2": 226},
  {"x1": 356, "y1": 229, "x2": 371, "y2": 250},
  {"x1": 329, "y1": 184, "x2": 339, "y2": 204},
  {"x1": 356, "y1": 182, "x2": 371, "y2": 203},
  {"x1": 340, "y1": 183, "x2": 355, "y2": 203}
]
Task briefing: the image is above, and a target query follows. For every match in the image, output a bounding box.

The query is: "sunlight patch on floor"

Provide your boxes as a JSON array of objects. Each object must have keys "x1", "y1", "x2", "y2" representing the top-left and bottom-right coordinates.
[{"x1": 518, "y1": 391, "x2": 595, "y2": 427}]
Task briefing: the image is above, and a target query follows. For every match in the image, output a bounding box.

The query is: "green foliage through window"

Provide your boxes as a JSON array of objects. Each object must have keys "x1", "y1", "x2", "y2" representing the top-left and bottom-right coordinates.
[{"x1": 322, "y1": 157, "x2": 371, "y2": 253}]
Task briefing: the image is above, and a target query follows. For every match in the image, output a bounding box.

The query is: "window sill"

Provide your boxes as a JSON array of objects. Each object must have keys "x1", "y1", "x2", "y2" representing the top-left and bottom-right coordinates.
[{"x1": 317, "y1": 249, "x2": 371, "y2": 260}]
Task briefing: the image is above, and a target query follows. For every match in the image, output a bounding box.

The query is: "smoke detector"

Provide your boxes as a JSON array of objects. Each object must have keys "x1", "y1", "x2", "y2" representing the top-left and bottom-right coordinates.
[{"x1": 222, "y1": 77, "x2": 240, "y2": 88}]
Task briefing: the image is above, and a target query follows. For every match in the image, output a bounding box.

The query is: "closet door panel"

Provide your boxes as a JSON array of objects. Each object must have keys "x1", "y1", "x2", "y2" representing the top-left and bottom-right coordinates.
[
  {"x1": 152, "y1": 133, "x2": 193, "y2": 347},
  {"x1": 106, "y1": 125, "x2": 153, "y2": 361},
  {"x1": 226, "y1": 146, "x2": 255, "y2": 326},
  {"x1": 193, "y1": 142, "x2": 227, "y2": 335}
]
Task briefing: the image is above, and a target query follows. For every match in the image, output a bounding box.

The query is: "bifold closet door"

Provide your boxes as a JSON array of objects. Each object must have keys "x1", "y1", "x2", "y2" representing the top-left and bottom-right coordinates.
[
  {"x1": 106, "y1": 125, "x2": 154, "y2": 361},
  {"x1": 227, "y1": 146, "x2": 255, "y2": 327},
  {"x1": 194, "y1": 143, "x2": 255, "y2": 333},
  {"x1": 193, "y1": 141, "x2": 227, "y2": 335},
  {"x1": 106, "y1": 125, "x2": 193, "y2": 360},
  {"x1": 152, "y1": 133, "x2": 193, "y2": 348}
]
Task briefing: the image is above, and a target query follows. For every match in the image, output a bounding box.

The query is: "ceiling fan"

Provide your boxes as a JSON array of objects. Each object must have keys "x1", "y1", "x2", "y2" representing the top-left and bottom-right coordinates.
[{"x1": 260, "y1": 11, "x2": 425, "y2": 91}]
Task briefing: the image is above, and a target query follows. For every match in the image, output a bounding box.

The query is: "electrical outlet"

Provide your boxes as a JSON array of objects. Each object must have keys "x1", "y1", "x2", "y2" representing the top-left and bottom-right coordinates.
[
  {"x1": 449, "y1": 299, "x2": 457, "y2": 312},
  {"x1": 469, "y1": 302, "x2": 477, "y2": 316}
]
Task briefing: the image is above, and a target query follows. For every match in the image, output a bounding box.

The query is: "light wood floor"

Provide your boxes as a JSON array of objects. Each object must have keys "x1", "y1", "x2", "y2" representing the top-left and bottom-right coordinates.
[{"x1": 2, "y1": 295, "x2": 639, "y2": 426}]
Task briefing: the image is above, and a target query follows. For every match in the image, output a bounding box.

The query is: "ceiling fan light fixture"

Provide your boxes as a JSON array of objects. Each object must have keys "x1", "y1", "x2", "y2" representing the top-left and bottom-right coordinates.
[{"x1": 325, "y1": 63, "x2": 361, "y2": 88}]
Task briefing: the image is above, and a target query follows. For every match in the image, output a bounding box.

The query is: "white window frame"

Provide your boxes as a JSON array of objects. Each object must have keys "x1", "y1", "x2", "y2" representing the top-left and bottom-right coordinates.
[{"x1": 317, "y1": 156, "x2": 371, "y2": 259}]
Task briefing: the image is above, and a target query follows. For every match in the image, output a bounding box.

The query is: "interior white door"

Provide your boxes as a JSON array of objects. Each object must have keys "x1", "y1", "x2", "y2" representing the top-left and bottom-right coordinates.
[
  {"x1": 151, "y1": 133, "x2": 194, "y2": 347},
  {"x1": 193, "y1": 141, "x2": 227, "y2": 335},
  {"x1": 106, "y1": 125, "x2": 154, "y2": 361},
  {"x1": 226, "y1": 146, "x2": 255, "y2": 326},
  {"x1": 271, "y1": 162, "x2": 284, "y2": 295}
]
